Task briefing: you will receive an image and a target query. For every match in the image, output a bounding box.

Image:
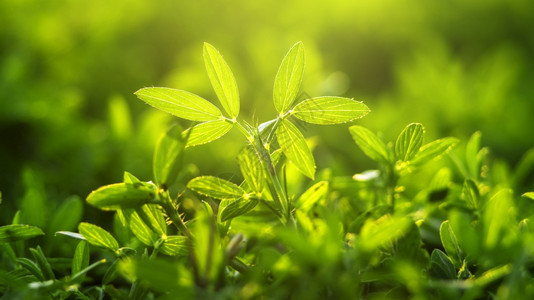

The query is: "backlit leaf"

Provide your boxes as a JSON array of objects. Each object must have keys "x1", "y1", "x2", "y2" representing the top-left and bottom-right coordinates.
[
  {"x1": 135, "y1": 87, "x2": 221, "y2": 121},
  {"x1": 466, "y1": 131, "x2": 482, "y2": 179},
  {"x1": 292, "y1": 97, "x2": 369, "y2": 125},
  {"x1": 160, "y1": 236, "x2": 188, "y2": 256},
  {"x1": 187, "y1": 176, "x2": 245, "y2": 200},
  {"x1": 273, "y1": 42, "x2": 304, "y2": 113},
  {"x1": 238, "y1": 146, "x2": 265, "y2": 193},
  {"x1": 121, "y1": 208, "x2": 159, "y2": 246},
  {"x1": 296, "y1": 181, "x2": 328, "y2": 212},
  {"x1": 78, "y1": 222, "x2": 119, "y2": 252},
  {"x1": 203, "y1": 43, "x2": 240, "y2": 118},
  {"x1": 185, "y1": 119, "x2": 233, "y2": 147},
  {"x1": 153, "y1": 124, "x2": 186, "y2": 188},
  {"x1": 220, "y1": 197, "x2": 259, "y2": 222},
  {"x1": 86, "y1": 182, "x2": 156, "y2": 211},
  {"x1": 0, "y1": 224, "x2": 44, "y2": 243},
  {"x1": 276, "y1": 119, "x2": 315, "y2": 179},
  {"x1": 411, "y1": 137, "x2": 458, "y2": 166},
  {"x1": 349, "y1": 125, "x2": 390, "y2": 164},
  {"x1": 48, "y1": 195, "x2": 83, "y2": 235},
  {"x1": 395, "y1": 123, "x2": 424, "y2": 161}
]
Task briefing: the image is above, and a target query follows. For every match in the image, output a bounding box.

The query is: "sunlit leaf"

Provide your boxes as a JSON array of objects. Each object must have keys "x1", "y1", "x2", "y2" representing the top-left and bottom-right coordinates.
[
  {"x1": 220, "y1": 197, "x2": 259, "y2": 222},
  {"x1": 86, "y1": 182, "x2": 156, "y2": 211},
  {"x1": 187, "y1": 176, "x2": 245, "y2": 200},
  {"x1": 135, "y1": 87, "x2": 221, "y2": 121},
  {"x1": 296, "y1": 181, "x2": 328, "y2": 212},
  {"x1": 0, "y1": 224, "x2": 44, "y2": 243},
  {"x1": 349, "y1": 125, "x2": 390, "y2": 163},
  {"x1": 184, "y1": 119, "x2": 233, "y2": 147},
  {"x1": 522, "y1": 192, "x2": 534, "y2": 200},
  {"x1": 203, "y1": 43, "x2": 240, "y2": 118},
  {"x1": 276, "y1": 119, "x2": 315, "y2": 179},
  {"x1": 292, "y1": 97, "x2": 369, "y2": 124},
  {"x1": 440, "y1": 220, "x2": 464, "y2": 268},
  {"x1": 160, "y1": 236, "x2": 188, "y2": 256},
  {"x1": 359, "y1": 216, "x2": 411, "y2": 252},
  {"x1": 238, "y1": 146, "x2": 265, "y2": 193},
  {"x1": 411, "y1": 137, "x2": 458, "y2": 166},
  {"x1": 483, "y1": 189, "x2": 515, "y2": 250},
  {"x1": 462, "y1": 179, "x2": 479, "y2": 210},
  {"x1": 466, "y1": 131, "x2": 482, "y2": 179},
  {"x1": 78, "y1": 222, "x2": 119, "y2": 252},
  {"x1": 153, "y1": 124, "x2": 186, "y2": 188},
  {"x1": 273, "y1": 42, "x2": 304, "y2": 113},
  {"x1": 395, "y1": 123, "x2": 424, "y2": 161},
  {"x1": 123, "y1": 208, "x2": 159, "y2": 246}
]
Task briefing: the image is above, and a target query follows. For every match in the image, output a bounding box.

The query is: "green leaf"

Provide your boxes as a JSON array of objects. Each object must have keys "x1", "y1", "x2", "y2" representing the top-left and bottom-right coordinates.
[
  {"x1": 122, "y1": 208, "x2": 159, "y2": 246},
  {"x1": 522, "y1": 192, "x2": 534, "y2": 200},
  {"x1": 86, "y1": 182, "x2": 156, "y2": 211},
  {"x1": 153, "y1": 124, "x2": 186, "y2": 188},
  {"x1": 395, "y1": 123, "x2": 424, "y2": 161},
  {"x1": 292, "y1": 97, "x2": 369, "y2": 125},
  {"x1": 462, "y1": 179, "x2": 479, "y2": 210},
  {"x1": 0, "y1": 224, "x2": 44, "y2": 243},
  {"x1": 220, "y1": 197, "x2": 259, "y2": 222},
  {"x1": 273, "y1": 42, "x2": 305, "y2": 113},
  {"x1": 276, "y1": 119, "x2": 315, "y2": 179},
  {"x1": 187, "y1": 176, "x2": 245, "y2": 200},
  {"x1": 78, "y1": 222, "x2": 119, "y2": 252},
  {"x1": 30, "y1": 246, "x2": 55, "y2": 280},
  {"x1": 410, "y1": 137, "x2": 458, "y2": 166},
  {"x1": 203, "y1": 43, "x2": 240, "y2": 118},
  {"x1": 185, "y1": 119, "x2": 233, "y2": 147},
  {"x1": 359, "y1": 216, "x2": 411, "y2": 252},
  {"x1": 135, "y1": 87, "x2": 222, "y2": 121},
  {"x1": 238, "y1": 146, "x2": 265, "y2": 193},
  {"x1": 429, "y1": 249, "x2": 456, "y2": 279},
  {"x1": 72, "y1": 241, "x2": 90, "y2": 278},
  {"x1": 296, "y1": 181, "x2": 328, "y2": 212},
  {"x1": 139, "y1": 204, "x2": 167, "y2": 236},
  {"x1": 48, "y1": 195, "x2": 83, "y2": 235},
  {"x1": 102, "y1": 258, "x2": 121, "y2": 285},
  {"x1": 160, "y1": 236, "x2": 188, "y2": 256},
  {"x1": 440, "y1": 220, "x2": 464, "y2": 268},
  {"x1": 349, "y1": 125, "x2": 390, "y2": 164},
  {"x1": 17, "y1": 258, "x2": 45, "y2": 281},
  {"x1": 466, "y1": 131, "x2": 482, "y2": 179},
  {"x1": 483, "y1": 189, "x2": 515, "y2": 249}
]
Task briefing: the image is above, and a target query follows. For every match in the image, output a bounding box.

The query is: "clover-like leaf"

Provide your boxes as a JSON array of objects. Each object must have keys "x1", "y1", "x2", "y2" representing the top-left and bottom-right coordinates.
[
  {"x1": 86, "y1": 182, "x2": 156, "y2": 211},
  {"x1": 0, "y1": 224, "x2": 44, "y2": 243},
  {"x1": 395, "y1": 123, "x2": 424, "y2": 161},
  {"x1": 203, "y1": 43, "x2": 240, "y2": 118},
  {"x1": 349, "y1": 125, "x2": 391, "y2": 164},
  {"x1": 411, "y1": 137, "x2": 458, "y2": 166},
  {"x1": 276, "y1": 119, "x2": 315, "y2": 179},
  {"x1": 135, "y1": 87, "x2": 222, "y2": 121},
  {"x1": 78, "y1": 222, "x2": 119, "y2": 252},
  {"x1": 273, "y1": 42, "x2": 305, "y2": 114},
  {"x1": 440, "y1": 220, "x2": 464, "y2": 268},
  {"x1": 160, "y1": 236, "x2": 188, "y2": 256},
  {"x1": 153, "y1": 124, "x2": 186, "y2": 188},
  {"x1": 219, "y1": 197, "x2": 259, "y2": 222},
  {"x1": 187, "y1": 176, "x2": 245, "y2": 200},
  {"x1": 292, "y1": 97, "x2": 369, "y2": 125},
  {"x1": 184, "y1": 119, "x2": 233, "y2": 147},
  {"x1": 238, "y1": 146, "x2": 265, "y2": 193}
]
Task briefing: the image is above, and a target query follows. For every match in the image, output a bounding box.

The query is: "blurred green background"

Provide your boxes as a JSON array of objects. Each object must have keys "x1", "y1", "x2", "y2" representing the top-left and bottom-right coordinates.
[{"x1": 1, "y1": 0, "x2": 533, "y2": 222}]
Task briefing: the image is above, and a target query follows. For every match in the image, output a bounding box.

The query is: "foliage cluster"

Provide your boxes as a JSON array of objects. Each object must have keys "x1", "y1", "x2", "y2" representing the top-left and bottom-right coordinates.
[{"x1": 2, "y1": 43, "x2": 534, "y2": 299}]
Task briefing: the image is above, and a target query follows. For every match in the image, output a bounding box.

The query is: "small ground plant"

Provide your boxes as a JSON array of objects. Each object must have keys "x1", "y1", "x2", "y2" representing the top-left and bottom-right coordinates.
[{"x1": 2, "y1": 43, "x2": 534, "y2": 299}]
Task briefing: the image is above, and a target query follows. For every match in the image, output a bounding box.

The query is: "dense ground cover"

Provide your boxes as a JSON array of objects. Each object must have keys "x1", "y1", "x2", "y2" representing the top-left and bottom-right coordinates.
[{"x1": 1, "y1": 1, "x2": 534, "y2": 299}]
